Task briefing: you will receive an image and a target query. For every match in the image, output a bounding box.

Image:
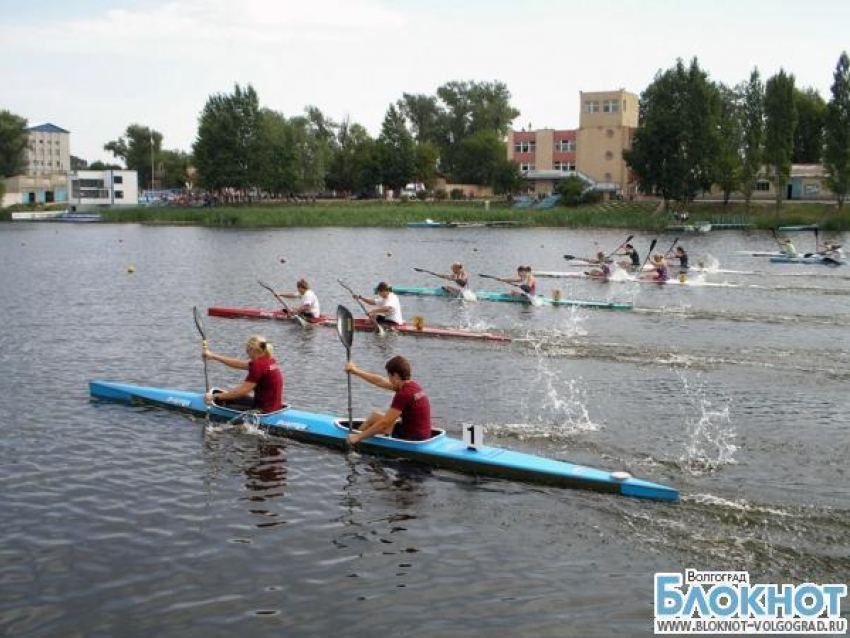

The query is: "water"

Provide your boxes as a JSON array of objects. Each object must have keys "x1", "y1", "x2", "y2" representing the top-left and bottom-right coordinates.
[{"x1": 1, "y1": 223, "x2": 848, "y2": 636}]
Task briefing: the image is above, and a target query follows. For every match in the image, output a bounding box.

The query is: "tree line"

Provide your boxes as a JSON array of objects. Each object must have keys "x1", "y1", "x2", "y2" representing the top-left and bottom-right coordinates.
[{"x1": 626, "y1": 52, "x2": 850, "y2": 210}]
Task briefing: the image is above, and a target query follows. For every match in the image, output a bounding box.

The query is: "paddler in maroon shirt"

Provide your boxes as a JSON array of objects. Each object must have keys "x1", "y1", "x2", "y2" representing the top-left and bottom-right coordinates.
[{"x1": 344, "y1": 355, "x2": 432, "y2": 444}]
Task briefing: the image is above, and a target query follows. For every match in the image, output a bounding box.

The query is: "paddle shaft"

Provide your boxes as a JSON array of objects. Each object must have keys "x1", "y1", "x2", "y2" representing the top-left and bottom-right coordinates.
[
  {"x1": 638, "y1": 239, "x2": 658, "y2": 274},
  {"x1": 337, "y1": 280, "x2": 386, "y2": 336},
  {"x1": 477, "y1": 273, "x2": 540, "y2": 305},
  {"x1": 192, "y1": 306, "x2": 210, "y2": 395},
  {"x1": 257, "y1": 280, "x2": 307, "y2": 327}
]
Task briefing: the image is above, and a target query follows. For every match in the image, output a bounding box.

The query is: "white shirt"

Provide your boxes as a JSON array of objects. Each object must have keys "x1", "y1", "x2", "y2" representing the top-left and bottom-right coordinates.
[
  {"x1": 299, "y1": 289, "x2": 320, "y2": 317},
  {"x1": 380, "y1": 292, "x2": 403, "y2": 324}
]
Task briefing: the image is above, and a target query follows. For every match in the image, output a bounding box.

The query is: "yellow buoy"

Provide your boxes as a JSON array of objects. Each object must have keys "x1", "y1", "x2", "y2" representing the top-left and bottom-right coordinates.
[
  {"x1": 678, "y1": 273, "x2": 687, "y2": 283},
  {"x1": 127, "y1": 265, "x2": 136, "y2": 274}
]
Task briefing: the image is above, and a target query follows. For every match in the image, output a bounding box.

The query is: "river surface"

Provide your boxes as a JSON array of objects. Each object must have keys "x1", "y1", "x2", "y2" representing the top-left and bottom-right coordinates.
[{"x1": 1, "y1": 223, "x2": 848, "y2": 637}]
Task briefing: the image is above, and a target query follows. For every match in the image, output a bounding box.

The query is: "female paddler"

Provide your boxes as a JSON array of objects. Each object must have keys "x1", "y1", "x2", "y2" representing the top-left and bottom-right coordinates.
[{"x1": 203, "y1": 334, "x2": 284, "y2": 413}]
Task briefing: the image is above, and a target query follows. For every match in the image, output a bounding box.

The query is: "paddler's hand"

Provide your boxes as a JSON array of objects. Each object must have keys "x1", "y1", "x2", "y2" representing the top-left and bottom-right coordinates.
[
  {"x1": 344, "y1": 362, "x2": 359, "y2": 375},
  {"x1": 347, "y1": 431, "x2": 361, "y2": 445},
  {"x1": 202, "y1": 348, "x2": 213, "y2": 360},
  {"x1": 204, "y1": 391, "x2": 214, "y2": 405}
]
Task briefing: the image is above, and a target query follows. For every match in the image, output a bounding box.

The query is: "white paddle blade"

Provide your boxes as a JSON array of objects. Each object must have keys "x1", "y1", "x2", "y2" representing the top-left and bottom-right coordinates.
[
  {"x1": 461, "y1": 288, "x2": 477, "y2": 302},
  {"x1": 529, "y1": 294, "x2": 544, "y2": 307}
]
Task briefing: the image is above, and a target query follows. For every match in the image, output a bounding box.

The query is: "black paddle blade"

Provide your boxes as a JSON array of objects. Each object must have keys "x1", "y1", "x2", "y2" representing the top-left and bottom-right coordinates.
[
  {"x1": 563, "y1": 254, "x2": 575, "y2": 260},
  {"x1": 193, "y1": 306, "x2": 207, "y2": 341},
  {"x1": 336, "y1": 305, "x2": 354, "y2": 349}
]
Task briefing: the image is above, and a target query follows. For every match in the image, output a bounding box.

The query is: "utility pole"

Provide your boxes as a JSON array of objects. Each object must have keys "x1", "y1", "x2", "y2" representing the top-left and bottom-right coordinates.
[{"x1": 150, "y1": 132, "x2": 155, "y2": 192}]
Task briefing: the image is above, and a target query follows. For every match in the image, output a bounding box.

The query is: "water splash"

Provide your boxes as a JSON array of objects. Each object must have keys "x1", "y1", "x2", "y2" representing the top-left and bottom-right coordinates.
[
  {"x1": 676, "y1": 372, "x2": 736, "y2": 474},
  {"x1": 204, "y1": 412, "x2": 267, "y2": 438}
]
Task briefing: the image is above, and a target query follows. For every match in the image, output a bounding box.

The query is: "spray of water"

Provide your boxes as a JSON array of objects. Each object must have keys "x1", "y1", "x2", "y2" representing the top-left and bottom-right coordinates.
[{"x1": 676, "y1": 371, "x2": 736, "y2": 474}]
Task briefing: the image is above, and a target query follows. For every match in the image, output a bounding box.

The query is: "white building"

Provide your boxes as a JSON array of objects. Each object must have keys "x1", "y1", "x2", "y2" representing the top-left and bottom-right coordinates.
[
  {"x1": 67, "y1": 170, "x2": 139, "y2": 208},
  {"x1": 25, "y1": 123, "x2": 71, "y2": 176}
]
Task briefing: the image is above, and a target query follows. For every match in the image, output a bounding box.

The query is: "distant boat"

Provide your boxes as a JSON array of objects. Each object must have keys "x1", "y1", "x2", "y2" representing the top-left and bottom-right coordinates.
[
  {"x1": 11, "y1": 210, "x2": 65, "y2": 221},
  {"x1": 407, "y1": 219, "x2": 456, "y2": 228},
  {"x1": 665, "y1": 221, "x2": 712, "y2": 233}
]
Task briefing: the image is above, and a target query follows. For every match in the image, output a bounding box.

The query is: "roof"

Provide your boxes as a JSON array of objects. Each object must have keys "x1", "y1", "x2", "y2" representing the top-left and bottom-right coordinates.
[{"x1": 26, "y1": 123, "x2": 70, "y2": 134}]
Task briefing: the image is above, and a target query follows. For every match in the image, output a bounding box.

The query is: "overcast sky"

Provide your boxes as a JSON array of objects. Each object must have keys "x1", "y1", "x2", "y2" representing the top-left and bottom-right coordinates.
[{"x1": 2, "y1": 0, "x2": 848, "y2": 163}]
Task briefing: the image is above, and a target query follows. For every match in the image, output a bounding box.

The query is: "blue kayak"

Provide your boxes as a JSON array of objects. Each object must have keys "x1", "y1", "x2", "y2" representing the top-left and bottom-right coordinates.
[
  {"x1": 393, "y1": 286, "x2": 633, "y2": 310},
  {"x1": 89, "y1": 381, "x2": 678, "y2": 501}
]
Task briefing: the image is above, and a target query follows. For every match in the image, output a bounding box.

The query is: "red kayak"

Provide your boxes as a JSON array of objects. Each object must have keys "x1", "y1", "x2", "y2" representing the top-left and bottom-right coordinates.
[{"x1": 207, "y1": 307, "x2": 511, "y2": 342}]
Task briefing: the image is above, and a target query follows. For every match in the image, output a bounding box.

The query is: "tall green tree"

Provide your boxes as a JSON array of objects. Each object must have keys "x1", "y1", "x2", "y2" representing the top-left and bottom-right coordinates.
[
  {"x1": 104, "y1": 124, "x2": 163, "y2": 189},
  {"x1": 0, "y1": 110, "x2": 28, "y2": 178},
  {"x1": 398, "y1": 94, "x2": 442, "y2": 143},
  {"x1": 253, "y1": 109, "x2": 299, "y2": 195},
  {"x1": 823, "y1": 52, "x2": 850, "y2": 209},
  {"x1": 156, "y1": 149, "x2": 192, "y2": 189},
  {"x1": 193, "y1": 83, "x2": 262, "y2": 192},
  {"x1": 739, "y1": 69, "x2": 765, "y2": 212},
  {"x1": 763, "y1": 70, "x2": 797, "y2": 210},
  {"x1": 377, "y1": 105, "x2": 415, "y2": 193},
  {"x1": 793, "y1": 88, "x2": 827, "y2": 163},
  {"x1": 625, "y1": 58, "x2": 721, "y2": 207},
  {"x1": 715, "y1": 84, "x2": 744, "y2": 208},
  {"x1": 413, "y1": 141, "x2": 439, "y2": 190},
  {"x1": 326, "y1": 118, "x2": 378, "y2": 195}
]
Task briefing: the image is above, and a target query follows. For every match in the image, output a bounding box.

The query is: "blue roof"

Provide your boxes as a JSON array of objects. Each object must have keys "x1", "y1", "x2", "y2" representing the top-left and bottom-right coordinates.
[{"x1": 26, "y1": 123, "x2": 70, "y2": 134}]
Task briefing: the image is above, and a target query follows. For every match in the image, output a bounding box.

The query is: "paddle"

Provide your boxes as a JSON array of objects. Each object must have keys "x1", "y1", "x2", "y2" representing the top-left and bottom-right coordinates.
[
  {"x1": 336, "y1": 305, "x2": 355, "y2": 434},
  {"x1": 564, "y1": 234, "x2": 634, "y2": 263},
  {"x1": 664, "y1": 236, "x2": 680, "y2": 257},
  {"x1": 637, "y1": 238, "x2": 658, "y2": 277},
  {"x1": 257, "y1": 280, "x2": 308, "y2": 327},
  {"x1": 477, "y1": 273, "x2": 543, "y2": 307},
  {"x1": 337, "y1": 279, "x2": 386, "y2": 336},
  {"x1": 413, "y1": 267, "x2": 477, "y2": 301},
  {"x1": 193, "y1": 306, "x2": 210, "y2": 394}
]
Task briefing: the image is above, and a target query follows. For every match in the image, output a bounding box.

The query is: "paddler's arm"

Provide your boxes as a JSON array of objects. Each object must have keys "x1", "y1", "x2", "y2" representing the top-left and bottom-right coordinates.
[
  {"x1": 204, "y1": 349, "x2": 249, "y2": 370},
  {"x1": 348, "y1": 408, "x2": 401, "y2": 444},
  {"x1": 345, "y1": 362, "x2": 394, "y2": 390},
  {"x1": 354, "y1": 294, "x2": 376, "y2": 306},
  {"x1": 205, "y1": 381, "x2": 256, "y2": 405}
]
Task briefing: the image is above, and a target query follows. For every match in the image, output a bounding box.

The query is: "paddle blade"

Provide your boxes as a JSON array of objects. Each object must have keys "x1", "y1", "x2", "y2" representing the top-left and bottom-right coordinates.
[
  {"x1": 461, "y1": 288, "x2": 477, "y2": 302},
  {"x1": 563, "y1": 254, "x2": 575, "y2": 260},
  {"x1": 336, "y1": 305, "x2": 354, "y2": 350},
  {"x1": 193, "y1": 306, "x2": 207, "y2": 341}
]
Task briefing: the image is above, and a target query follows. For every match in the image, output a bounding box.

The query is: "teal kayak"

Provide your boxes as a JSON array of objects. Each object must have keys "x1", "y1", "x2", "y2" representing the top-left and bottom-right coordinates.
[
  {"x1": 393, "y1": 286, "x2": 633, "y2": 310},
  {"x1": 89, "y1": 381, "x2": 678, "y2": 501}
]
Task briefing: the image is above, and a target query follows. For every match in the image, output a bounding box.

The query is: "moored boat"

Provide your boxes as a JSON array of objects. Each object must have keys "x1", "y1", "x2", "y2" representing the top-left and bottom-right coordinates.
[
  {"x1": 207, "y1": 307, "x2": 511, "y2": 342},
  {"x1": 392, "y1": 286, "x2": 633, "y2": 310},
  {"x1": 89, "y1": 381, "x2": 679, "y2": 501},
  {"x1": 769, "y1": 254, "x2": 845, "y2": 266}
]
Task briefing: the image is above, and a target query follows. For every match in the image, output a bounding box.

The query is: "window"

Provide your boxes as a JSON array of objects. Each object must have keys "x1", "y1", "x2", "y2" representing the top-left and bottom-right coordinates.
[
  {"x1": 555, "y1": 139, "x2": 575, "y2": 152},
  {"x1": 115, "y1": 190, "x2": 124, "y2": 199},
  {"x1": 602, "y1": 100, "x2": 620, "y2": 113},
  {"x1": 604, "y1": 173, "x2": 613, "y2": 181},
  {"x1": 514, "y1": 141, "x2": 535, "y2": 153},
  {"x1": 553, "y1": 161, "x2": 575, "y2": 171},
  {"x1": 586, "y1": 101, "x2": 600, "y2": 113},
  {"x1": 605, "y1": 151, "x2": 614, "y2": 160},
  {"x1": 520, "y1": 163, "x2": 535, "y2": 172},
  {"x1": 114, "y1": 175, "x2": 123, "y2": 184},
  {"x1": 755, "y1": 181, "x2": 771, "y2": 191},
  {"x1": 606, "y1": 129, "x2": 614, "y2": 138}
]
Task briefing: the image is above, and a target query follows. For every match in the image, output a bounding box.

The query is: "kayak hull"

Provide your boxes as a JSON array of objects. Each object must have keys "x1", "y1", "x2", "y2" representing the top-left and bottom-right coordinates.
[
  {"x1": 207, "y1": 307, "x2": 510, "y2": 342},
  {"x1": 393, "y1": 286, "x2": 633, "y2": 310},
  {"x1": 769, "y1": 255, "x2": 845, "y2": 265},
  {"x1": 89, "y1": 381, "x2": 679, "y2": 501}
]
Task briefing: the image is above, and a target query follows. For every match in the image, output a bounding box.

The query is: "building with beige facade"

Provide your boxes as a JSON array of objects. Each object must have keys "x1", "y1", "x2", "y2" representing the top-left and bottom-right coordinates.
[
  {"x1": 507, "y1": 90, "x2": 638, "y2": 196},
  {"x1": 24, "y1": 123, "x2": 71, "y2": 176}
]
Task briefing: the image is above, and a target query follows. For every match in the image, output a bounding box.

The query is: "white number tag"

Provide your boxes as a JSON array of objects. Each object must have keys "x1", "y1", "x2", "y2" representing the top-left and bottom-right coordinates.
[{"x1": 463, "y1": 424, "x2": 484, "y2": 450}]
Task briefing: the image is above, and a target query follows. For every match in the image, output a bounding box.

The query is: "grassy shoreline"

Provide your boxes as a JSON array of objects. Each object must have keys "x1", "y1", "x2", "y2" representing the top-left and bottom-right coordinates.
[{"x1": 2, "y1": 200, "x2": 849, "y2": 230}]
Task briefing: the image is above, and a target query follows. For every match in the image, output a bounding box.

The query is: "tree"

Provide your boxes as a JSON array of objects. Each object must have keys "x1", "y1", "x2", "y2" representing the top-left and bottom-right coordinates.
[
  {"x1": 715, "y1": 84, "x2": 744, "y2": 208},
  {"x1": 70, "y1": 156, "x2": 88, "y2": 170},
  {"x1": 157, "y1": 149, "x2": 192, "y2": 189},
  {"x1": 104, "y1": 124, "x2": 163, "y2": 189},
  {"x1": 452, "y1": 129, "x2": 509, "y2": 187},
  {"x1": 625, "y1": 58, "x2": 721, "y2": 207},
  {"x1": 326, "y1": 118, "x2": 378, "y2": 195},
  {"x1": 764, "y1": 70, "x2": 797, "y2": 210},
  {"x1": 739, "y1": 69, "x2": 765, "y2": 212},
  {"x1": 377, "y1": 105, "x2": 415, "y2": 193},
  {"x1": 193, "y1": 84, "x2": 262, "y2": 192},
  {"x1": 0, "y1": 110, "x2": 28, "y2": 178},
  {"x1": 88, "y1": 160, "x2": 122, "y2": 170},
  {"x1": 413, "y1": 141, "x2": 439, "y2": 190},
  {"x1": 793, "y1": 88, "x2": 826, "y2": 164},
  {"x1": 492, "y1": 157, "x2": 524, "y2": 195},
  {"x1": 398, "y1": 94, "x2": 441, "y2": 143},
  {"x1": 823, "y1": 52, "x2": 850, "y2": 209},
  {"x1": 556, "y1": 176, "x2": 589, "y2": 206}
]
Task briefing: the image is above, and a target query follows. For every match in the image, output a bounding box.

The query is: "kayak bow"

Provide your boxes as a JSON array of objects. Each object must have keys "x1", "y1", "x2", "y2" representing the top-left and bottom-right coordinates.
[{"x1": 89, "y1": 381, "x2": 679, "y2": 501}]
